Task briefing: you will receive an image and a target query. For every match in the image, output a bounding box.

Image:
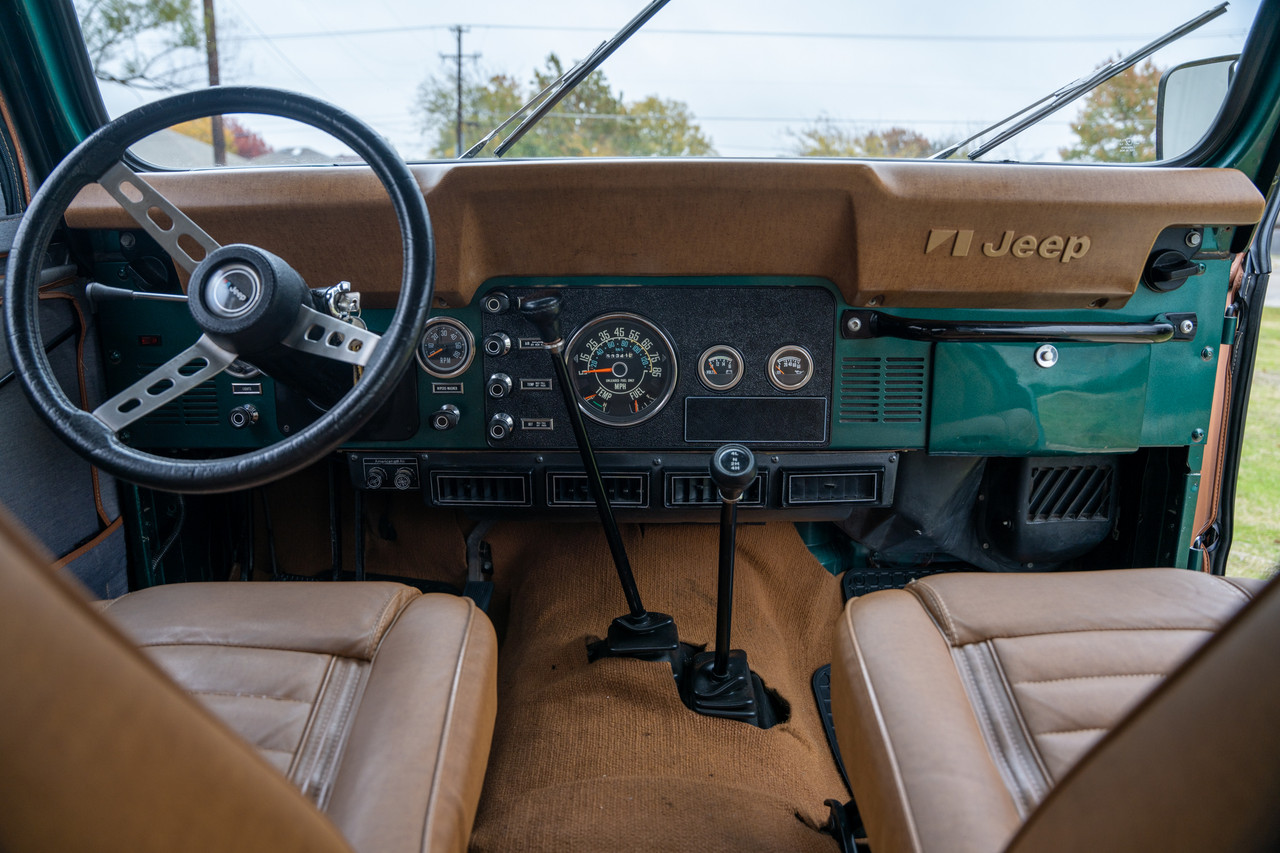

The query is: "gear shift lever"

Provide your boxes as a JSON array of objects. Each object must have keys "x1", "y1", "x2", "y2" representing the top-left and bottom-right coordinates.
[
  {"x1": 681, "y1": 444, "x2": 776, "y2": 727},
  {"x1": 519, "y1": 294, "x2": 681, "y2": 671}
]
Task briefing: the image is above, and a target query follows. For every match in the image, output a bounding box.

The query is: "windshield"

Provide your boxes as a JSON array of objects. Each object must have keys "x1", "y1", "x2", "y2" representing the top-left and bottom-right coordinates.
[{"x1": 75, "y1": 0, "x2": 1263, "y2": 167}]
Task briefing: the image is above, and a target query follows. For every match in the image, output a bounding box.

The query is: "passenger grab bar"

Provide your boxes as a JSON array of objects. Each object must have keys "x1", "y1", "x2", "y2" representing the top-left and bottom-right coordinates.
[{"x1": 839, "y1": 310, "x2": 1197, "y2": 344}]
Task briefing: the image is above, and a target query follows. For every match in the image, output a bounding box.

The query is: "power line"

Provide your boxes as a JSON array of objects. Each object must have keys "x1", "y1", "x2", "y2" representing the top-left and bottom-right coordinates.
[
  {"x1": 221, "y1": 22, "x2": 1247, "y2": 45},
  {"x1": 440, "y1": 26, "x2": 481, "y2": 157}
]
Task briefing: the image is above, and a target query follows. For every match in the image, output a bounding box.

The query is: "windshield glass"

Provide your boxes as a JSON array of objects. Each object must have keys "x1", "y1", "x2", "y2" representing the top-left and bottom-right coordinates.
[{"x1": 74, "y1": 0, "x2": 1263, "y2": 167}]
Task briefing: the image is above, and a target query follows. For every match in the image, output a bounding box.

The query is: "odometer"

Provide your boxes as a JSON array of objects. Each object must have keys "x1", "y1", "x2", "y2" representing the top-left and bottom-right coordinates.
[{"x1": 565, "y1": 313, "x2": 678, "y2": 426}]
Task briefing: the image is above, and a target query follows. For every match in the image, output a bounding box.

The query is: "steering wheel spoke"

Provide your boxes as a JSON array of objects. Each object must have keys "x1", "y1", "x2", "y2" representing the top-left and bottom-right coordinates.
[
  {"x1": 281, "y1": 304, "x2": 380, "y2": 367},
  {"x1": 93, "y1": 335, "x2": 237, "y2": 432},
  {"x1": 99, "y1": 161, "x2": 220, "y2": 274}
]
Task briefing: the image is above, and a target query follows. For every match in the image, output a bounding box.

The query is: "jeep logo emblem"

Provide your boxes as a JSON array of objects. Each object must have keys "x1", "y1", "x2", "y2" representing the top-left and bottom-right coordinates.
[{"x1": 926, "y1": 229, "x2": 1091, "y2": 263}]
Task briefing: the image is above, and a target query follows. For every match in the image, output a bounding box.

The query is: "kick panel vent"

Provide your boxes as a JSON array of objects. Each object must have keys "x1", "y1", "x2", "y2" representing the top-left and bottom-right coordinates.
[
  {"x1": 1027, "y1": 464, "x2": 1113, "y2": 522},
  {"x1": 137, "y1": 363, "x2": 218, "y2": 426},
  {"x1": 838, "y1": 356, "x2": 926, "y2": 424}
]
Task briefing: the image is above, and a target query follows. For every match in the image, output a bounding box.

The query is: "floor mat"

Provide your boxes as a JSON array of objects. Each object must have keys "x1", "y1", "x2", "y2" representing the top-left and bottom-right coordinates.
[{"x1": 471, "y1": 521, "x2": 846, "y2": 852}]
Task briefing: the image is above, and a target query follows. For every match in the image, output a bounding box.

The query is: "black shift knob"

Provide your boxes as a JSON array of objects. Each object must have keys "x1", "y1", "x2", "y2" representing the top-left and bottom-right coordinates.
[
  {"x1": 710, "y1": 444, "x2": 757, "y2": 502},
  {"x1": 519, "y1": 294, "x2": 564, "y2": 344}
]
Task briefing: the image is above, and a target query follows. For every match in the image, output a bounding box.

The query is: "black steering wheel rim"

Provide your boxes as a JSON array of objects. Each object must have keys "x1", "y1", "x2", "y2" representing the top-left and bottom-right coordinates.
[{"x1": 2, "y1": 86, "x2": 434, "y2": 494}]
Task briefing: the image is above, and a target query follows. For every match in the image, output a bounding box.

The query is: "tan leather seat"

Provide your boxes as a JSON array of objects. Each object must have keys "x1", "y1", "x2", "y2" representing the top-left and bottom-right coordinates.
[
  {"x1": 831, "y1": 569, "x2": 1280, "y2": 853},
  {"x1": 0, "y1": 508, "x2": 497, "y2": 853}
]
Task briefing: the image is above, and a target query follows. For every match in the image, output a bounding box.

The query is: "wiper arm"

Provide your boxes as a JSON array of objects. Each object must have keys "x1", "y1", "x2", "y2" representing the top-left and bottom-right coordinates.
[
  {"x1": 460, "y1": 0, "x2": 672, "y2": 159},
  {"x1": 931, "y1": 2, "x2": 1228, "y2": 161}
]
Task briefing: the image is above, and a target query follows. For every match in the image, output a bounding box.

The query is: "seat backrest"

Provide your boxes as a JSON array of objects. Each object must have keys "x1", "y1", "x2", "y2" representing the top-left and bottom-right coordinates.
[
  {"x1": 1006, "y1": 573, "x2": 1280, "y2": 853},
  {"x1": 0, "y1": 508, "x2": 355, "y2": 853}
]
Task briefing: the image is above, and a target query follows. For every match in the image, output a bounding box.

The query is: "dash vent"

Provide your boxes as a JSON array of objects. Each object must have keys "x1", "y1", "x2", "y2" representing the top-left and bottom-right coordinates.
[
  {"x1": 838, "y1": 356, "x2": 926, "y2": 424},
  {"x1": 136, "y1": 363, "x2": 219, "y2": 426},
  {"x1": 1027, "y1": 464, "x2": 1114, "y2": 522}
]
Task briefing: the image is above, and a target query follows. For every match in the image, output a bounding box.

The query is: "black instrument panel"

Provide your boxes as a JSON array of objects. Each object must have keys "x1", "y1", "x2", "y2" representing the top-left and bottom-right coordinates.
[{"x1": 479, "y1": 284, "x2": 836, "y2": 451}]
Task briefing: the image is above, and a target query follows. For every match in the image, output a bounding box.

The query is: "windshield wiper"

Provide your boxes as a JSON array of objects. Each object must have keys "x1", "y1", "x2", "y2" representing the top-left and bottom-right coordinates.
[
  {"x1": 931, "y1": 2, "x2": 1228, "y2": 161},
  {"x1": 460, "y1": 0, "x2": 672, "y2": 159}
]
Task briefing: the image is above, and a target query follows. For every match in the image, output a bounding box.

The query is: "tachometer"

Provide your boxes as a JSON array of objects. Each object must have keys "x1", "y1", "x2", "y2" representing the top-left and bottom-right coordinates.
[
  {"x1": 566, "y1": 313, "x2": 678, "y2": 426},
  {"x1": 416, "y1": 317, "x2": 474, "y2": 378}
]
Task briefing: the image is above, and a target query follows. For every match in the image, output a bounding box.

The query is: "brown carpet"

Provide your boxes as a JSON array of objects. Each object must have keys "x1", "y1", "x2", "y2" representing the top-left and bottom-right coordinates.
[{"x1": 471, "y1": 521, "x2": 847, "y2": 853}]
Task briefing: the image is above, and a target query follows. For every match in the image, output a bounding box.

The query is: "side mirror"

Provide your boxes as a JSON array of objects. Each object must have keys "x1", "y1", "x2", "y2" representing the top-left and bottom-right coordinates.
[{"x1": 1157, "y1": 55, "x2": 1238, "y2": 160}]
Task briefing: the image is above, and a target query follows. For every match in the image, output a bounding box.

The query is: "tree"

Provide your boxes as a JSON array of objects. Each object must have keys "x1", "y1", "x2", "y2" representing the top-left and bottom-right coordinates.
[
  {"x1": 170, "y1": 116, "x2": 272, "y2": 159},
  {"x1": 1060, "y1": 58, "x2": 1163, "y2": 163},
  {"x1": 75, "y1": 0, "x2": 203, "y2": 90},
  {"x1": 791, "y1": 118, "x2": 940, "y2": 158},
  {"x1": 415, "y1": 54, "x2": 715, "y2": 158}
]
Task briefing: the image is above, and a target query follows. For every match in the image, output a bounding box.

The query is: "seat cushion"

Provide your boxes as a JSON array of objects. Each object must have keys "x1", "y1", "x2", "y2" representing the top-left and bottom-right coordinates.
[
  {"x1": 105, "y1": 581, "x2": 498, "y2": 853},
  {"x1": 830, "y1": 569, "x2": 1264, "y2": 853}
]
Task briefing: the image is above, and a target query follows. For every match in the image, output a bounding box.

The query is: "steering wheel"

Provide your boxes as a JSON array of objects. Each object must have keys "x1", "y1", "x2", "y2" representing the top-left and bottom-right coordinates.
[{"x1": 3, "y1": 87, "x2": 434, "y2": 494}]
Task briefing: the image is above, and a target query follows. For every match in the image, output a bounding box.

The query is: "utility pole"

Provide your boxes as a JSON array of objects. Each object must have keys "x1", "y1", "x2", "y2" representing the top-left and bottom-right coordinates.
[
  {"x1": 203, "y1": 0, "x2": 225, "y2": 166},
  {"x1": 440, "y1": 26, "x2": 479, "y2": 157}
]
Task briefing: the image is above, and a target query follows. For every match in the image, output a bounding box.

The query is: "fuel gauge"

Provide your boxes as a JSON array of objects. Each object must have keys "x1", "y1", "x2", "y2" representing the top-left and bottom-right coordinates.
[
  {"x1": 698, "y1": 345, "x2": 745, "y2": 391},
  {"x1": 768, "y1": 345, "x2": 814, "y2": 391}
]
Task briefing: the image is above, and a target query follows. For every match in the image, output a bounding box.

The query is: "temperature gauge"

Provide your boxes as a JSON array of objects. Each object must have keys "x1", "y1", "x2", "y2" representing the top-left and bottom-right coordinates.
[
  {"x1": 698, "y1": 345, "x2": 745, "y2": 391},
  {"x1": 768, "y1": 345, "x2": 814, "y2": 391}
]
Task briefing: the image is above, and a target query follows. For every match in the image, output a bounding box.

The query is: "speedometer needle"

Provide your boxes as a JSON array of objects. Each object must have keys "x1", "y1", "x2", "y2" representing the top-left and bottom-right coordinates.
[{"x1": 580, "y1": 368, "x2": 613, "y2": 374}]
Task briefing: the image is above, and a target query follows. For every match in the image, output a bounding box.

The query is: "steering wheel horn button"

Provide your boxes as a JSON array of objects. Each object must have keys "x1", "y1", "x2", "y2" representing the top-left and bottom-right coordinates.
[{"x1": 205, "y1": 263, "x2": 263, "y2": 318}]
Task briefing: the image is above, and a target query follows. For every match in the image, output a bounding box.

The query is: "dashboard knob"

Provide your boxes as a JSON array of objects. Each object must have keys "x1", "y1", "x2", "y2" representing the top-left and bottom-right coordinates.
[
  {"x1": 393, "y1": 468, "x2": 415, "y2": 491},
  {"x1": 431, "y1": 404, "x2": 460, "y2": 431},
  {"x1": 483, "y1": 332, "x2": 512, "y2": 357},
  {"x1": 487, "y1": 373, "x2": 513, "y2": 398},
  {"x1": 488, "y1": 413, "x2": 515, "y2": 441},
  {"x1": 366, "y1": 466, "x2": 388, "y2": 490},
  {"x1": 482, "y1": 291, "x2": 511, "y2": 314},
  {"x1": 228, "y1": 404, "x2": 258, "y2": 429}
]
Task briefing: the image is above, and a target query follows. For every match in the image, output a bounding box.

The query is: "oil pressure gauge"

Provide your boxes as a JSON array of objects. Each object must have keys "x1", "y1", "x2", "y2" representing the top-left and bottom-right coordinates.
[
  {"x1": 698, "y1": 345, "x2": 744, "y2": 391},
  {"x1": 768, "y1": 344, "x2": 813, "y2": 391}
]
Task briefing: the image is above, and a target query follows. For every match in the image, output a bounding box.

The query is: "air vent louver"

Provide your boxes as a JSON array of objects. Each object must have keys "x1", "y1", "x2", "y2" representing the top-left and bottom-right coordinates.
[
  {"x1": 1027, "y1": 465, "x2": 1114, "y2": 522},
  {"x1": 136, "y1": 363, "x2": 218, "y2": 426},
  {"x1": 432, "y1": 472, "x2": 530, "y2": 506},
  {"x1": 838, "y1": 356, "x2": 925, "y2": 424}
]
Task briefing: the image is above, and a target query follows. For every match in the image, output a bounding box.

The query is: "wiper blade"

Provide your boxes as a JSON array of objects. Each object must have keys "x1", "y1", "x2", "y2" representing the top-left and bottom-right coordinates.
[
  {"x1": 460, "y1": 0, "x2": 672, "y2": 159},
  {"x1": 931, "y1": 2, "x2": 1228, "y2": 161}
]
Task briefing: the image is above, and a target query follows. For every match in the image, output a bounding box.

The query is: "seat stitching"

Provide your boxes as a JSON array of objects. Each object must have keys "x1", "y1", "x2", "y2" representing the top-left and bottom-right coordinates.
[
  {"x1": 1012, "y1": 673, "x2": 1166, "y2": 686},
  {"x1": 909, "y1": 581, "x2": 957, "y2": 644},
  {"x1": 974, "y1": 644, "x2": 1043, "y2": 810},
  {"x1": 954, "y1": 646, "x2": 1028, "y2": 816},
  {"x1": 1217, "y1": 577, "x2": 1256, "y2": 603},
  {"x1": 189, "y1": 689, "x2": 312, "y2": 704},
  {"x1": 137, "y1": 641, "x2": 369, "y2": 656},
  {"x1": 986, "y1": 642, "x2": 1051, "y2": 799},
  {"x1": 421, "y1": 600, "x2": 477, "y2": 852},
  {"x1": 958, "y1": 626, "x2": 1216, "y2": 642},
  {"x1": 1036, "y1": 727, "x2": 1108, "y2": 737},
  {"x1": 364, "y1": 588, "x2": 407, "y2": 660}
]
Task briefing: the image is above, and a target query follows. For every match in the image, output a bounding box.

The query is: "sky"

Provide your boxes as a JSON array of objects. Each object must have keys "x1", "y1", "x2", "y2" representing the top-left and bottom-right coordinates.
[{"x1": 95, "y1": 0, "x2": 1264, "y2": 162}]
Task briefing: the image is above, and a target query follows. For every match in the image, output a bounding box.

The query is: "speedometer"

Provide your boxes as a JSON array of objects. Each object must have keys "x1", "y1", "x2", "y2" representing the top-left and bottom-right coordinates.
[{"x1": 565, "y1": 313, "x2": 678, "y2": 426}]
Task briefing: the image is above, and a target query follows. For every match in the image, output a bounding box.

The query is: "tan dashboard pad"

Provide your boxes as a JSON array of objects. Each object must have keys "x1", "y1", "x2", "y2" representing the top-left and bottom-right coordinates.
[{"x1": 68, "y1": 160, "x2": 1264, "y2": 310}]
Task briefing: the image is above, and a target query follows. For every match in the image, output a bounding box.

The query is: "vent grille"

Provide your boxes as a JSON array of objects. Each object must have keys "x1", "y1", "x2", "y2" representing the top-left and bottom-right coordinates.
[
  {"x1": 137, "y1": 363, "x2": 219, "y2": 426},
  {"x1": 432, "y1": 472, "x2": 531, "y2": 506},
  {"x1": 838, "y1": 356, "x2": 925, "y2": 424},
  {"x1": 666, "y1": 473, "x2": 764, "y2": 507},
  {"x1": 1028, "y1": 465, "x2": 1113, "y2": 522}
]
